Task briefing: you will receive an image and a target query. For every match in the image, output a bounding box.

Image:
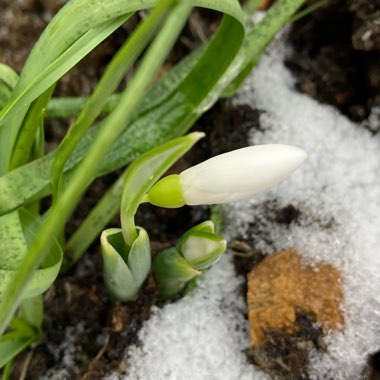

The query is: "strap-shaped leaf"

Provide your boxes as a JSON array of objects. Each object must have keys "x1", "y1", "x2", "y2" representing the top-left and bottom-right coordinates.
[
  {"x1": 0, "y1": 0, "x2": 195, "y2": 334},
  {"x1": 50, "y1": 0, "x2": 177, "y2": 202},
  {"x1": 0, "y1": 0, "x2": 244, "y2": 174},
  {"x1": 0, "y1": 0, "x2": 245, "y2": 215},
  {"x1": 0, "y1": 64, "x2": 18, "y2": 91},
  {"x1": 18, "y1": 296, "x2": 43, "y2": 330},
  {"x1": 0, "y1": 17, "x2": 129, "y2": 174},
  {"x1": 0, "y1": 210, "x2": 62, "y2": 302},
  {"x1": 0, "y1": 334, "x2": 36, "y2": 368}
]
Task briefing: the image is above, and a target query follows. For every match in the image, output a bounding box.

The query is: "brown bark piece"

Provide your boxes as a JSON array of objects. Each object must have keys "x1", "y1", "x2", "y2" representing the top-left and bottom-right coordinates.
[{"x1": 247, "y1": 248, "x2": 344, "y2": 347}]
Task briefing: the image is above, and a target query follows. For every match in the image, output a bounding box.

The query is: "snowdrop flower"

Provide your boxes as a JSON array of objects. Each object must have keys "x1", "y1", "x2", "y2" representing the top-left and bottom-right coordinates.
[{"x1": 147, "y1": 144, "x2": 307, "y2": 207}]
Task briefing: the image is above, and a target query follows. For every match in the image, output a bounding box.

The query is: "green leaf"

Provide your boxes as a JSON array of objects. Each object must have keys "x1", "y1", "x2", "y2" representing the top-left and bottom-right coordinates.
[
  {"x1": 51, "y1": 0, "x2": 177, "y2": 202},
  {"x1": 222, "y1": 0, "x2": 306, "y2": 96},
  {"x1": 152, "y1": 248, "x2": 200, "y2": 299},
  {"x1": 0, "y1": 16, "x2": 129, "y2": 174},
  {"x1": 0, "y1": 209, "x2": 62, "y2": 303},
  {"x1": 0, "y1": 334, "x2": 36, "y2": 369},
  {"x1": 0, "y1": 64, "x2": 18, "y2": 90},
  {"x1": 127, "y1": 227, "x2": 151, "y2": 287},
  {"x1": 64, "y1": 170, "x2": 127, "y2": 268},
  {"x1": 0, "y1": 63, "x2": 18, "y2": 110},
  {"x1": 0, "y1": 1, "x2": 245, "y2": 215},
  {"x1": 0, "y1": 0, "x2": 244, "y2": 174},
  {"x1": 18, "y1": 296, "x2": 44, "y2": 330},
  {"x1": 10, "y1": 87, "x2": 54, "y2": 170},
  {"x1": 1, "y1": 358, "x2": 13, "y2": 380},
  {"x1": 8, "y1": 317, "x2": 35, "y2": 337}
]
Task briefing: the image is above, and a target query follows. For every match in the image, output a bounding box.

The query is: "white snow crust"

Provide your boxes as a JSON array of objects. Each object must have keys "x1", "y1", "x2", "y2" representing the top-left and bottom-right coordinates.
[{"x1": 112, "y1": 44, "x2": 380, "y2": 380}]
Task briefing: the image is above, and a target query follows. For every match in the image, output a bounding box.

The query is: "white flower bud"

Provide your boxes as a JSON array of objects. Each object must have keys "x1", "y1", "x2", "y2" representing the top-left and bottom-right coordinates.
[{"x1": 179, "y1": 144, "x2": 307, "y2": 205}]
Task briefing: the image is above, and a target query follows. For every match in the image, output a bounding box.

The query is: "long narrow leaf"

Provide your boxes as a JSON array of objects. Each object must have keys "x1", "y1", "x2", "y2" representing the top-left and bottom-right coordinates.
[
  {"x1": 0, "y1": 3, "x2": 244, "y2": 215},
  {"x1": 0, "y1": 335, "x2": 36, "y2": 368},
  {"x1": 0, "y1": 210, "x2": 62, "y2": 303},
  {"x1": 0, "y1": 17, "x2": 128, "y2": 173},
  {"x1": 51, "y1": 0, "x2": 176, "y2": 201},
  {"x1": 0, "y1": 0, "x2": 243, "y2": 174},
  {"x1": 0, "y1": 0, "x2": 194, "y2": 336}
]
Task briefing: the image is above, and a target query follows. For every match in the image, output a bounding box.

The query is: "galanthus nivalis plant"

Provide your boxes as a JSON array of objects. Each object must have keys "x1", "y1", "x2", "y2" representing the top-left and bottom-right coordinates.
[
  {"x1": 101, "y1": 134, "x2": 307, "y2": 300},
  {"x1": 0, "y1": 0, "x2": 309, "y2": 370}
]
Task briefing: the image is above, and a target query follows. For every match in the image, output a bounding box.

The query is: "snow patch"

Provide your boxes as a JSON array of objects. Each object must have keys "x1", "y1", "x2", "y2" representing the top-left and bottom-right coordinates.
[
  {"x1": 112, "y1": 44, "x2": 380, "y2": 379},
  {"x1": 228, "y1": 45, "x2": 380, "y2": 378},
  {"x1": 112, "y1": 256, "x2": 269, "y2": 380}
]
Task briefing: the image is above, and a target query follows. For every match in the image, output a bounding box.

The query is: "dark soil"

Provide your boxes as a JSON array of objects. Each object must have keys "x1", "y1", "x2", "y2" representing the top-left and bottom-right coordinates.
[
  {"x1": 1, "y1": 0, "x2": 379, "y2": 379},
  {"x1": 247, "y1": 313, "x2": 326, "y2": 380},
  {"x1": 230, "y1": 200, "x2": 327, "y2": 380},
  {"x1": 286, "y1": 0, "x2": 380, "y2": 129}
]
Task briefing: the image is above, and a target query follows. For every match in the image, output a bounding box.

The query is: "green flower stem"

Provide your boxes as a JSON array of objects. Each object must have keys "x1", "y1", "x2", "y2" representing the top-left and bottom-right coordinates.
[
  {"x1": 0, "y1": 0, "x2": 193, "y2": 335},
  {"x1": 121, "y1": 215, "x2": 138, "y2": 248},
  {"x1": 51, "y1": 0, "x2": 176, "y2": 202}
]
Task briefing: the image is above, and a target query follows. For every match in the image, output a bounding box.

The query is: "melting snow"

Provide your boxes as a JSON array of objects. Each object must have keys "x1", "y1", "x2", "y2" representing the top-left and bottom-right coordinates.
[{"x1": 112, "y1": 42, "x2": 380, "y2": 380}]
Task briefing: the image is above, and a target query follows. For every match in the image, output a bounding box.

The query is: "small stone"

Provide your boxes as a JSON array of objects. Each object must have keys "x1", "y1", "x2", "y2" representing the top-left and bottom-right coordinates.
[{"x1": 247, "y1": 248, "x2": 344, "y2": 347}]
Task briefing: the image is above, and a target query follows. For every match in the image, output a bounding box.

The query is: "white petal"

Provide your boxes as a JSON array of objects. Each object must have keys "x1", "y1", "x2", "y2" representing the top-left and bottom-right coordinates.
[{"x1": 180, "y1": 144, "x2": 307, "y2": 205}]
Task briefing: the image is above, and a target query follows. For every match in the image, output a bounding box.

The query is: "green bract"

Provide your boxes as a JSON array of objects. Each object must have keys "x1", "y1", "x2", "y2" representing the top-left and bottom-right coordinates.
[
  {"x1": 101, "y1": 227, "x2": 151, "y2": 301},
  {"x1": 152, "y1": 220, "x2": 227, "y2": 299},
  {"x1": 120, "y1": 132, "x2": 205, "y2": 246}
]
